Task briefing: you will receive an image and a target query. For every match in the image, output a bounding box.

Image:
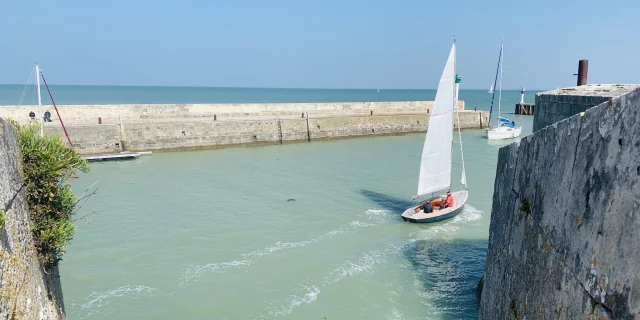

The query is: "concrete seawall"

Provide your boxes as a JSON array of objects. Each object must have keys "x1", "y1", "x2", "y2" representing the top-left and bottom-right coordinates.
[
  {"x1": 0, "y1": 101, "x2": 488, "y2": 155},
  {"x1": 479, "y1": 84, "x2": 640, "y2": 319},
  {"x1": 533, "y1": 84, "x2": 637, "y2": 132}
]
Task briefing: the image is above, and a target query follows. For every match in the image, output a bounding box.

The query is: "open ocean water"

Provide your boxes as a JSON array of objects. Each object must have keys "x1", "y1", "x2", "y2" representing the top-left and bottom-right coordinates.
[{"x1": 1, "y1": 85, "x2": 539, "y2": 319}]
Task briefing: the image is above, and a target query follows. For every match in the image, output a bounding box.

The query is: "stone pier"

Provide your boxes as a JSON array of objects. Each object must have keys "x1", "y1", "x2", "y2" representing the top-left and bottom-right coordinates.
[{"x1": 0, "y1": 101, "x2": 488, "y2": 155}]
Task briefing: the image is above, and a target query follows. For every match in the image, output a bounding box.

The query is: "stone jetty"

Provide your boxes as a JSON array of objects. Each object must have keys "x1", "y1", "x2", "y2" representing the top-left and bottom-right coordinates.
[{"x1": 0, "y1": 101, "x2": 488, "y2": 155}]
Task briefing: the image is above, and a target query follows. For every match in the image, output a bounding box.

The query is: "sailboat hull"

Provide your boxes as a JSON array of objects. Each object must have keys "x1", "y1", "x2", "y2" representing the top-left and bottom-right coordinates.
[
  {"x1": 486, "y1": 126, "x2": 522, "y2": 140},
  {"x1": 401, "y1": 190, "x2": 468, "y2": 223}
]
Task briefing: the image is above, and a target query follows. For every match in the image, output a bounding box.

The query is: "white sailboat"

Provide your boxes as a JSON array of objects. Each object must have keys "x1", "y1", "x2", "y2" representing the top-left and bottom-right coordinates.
[
  {"x1": 401, "y1": 41, "x2": 468, "y2": 223},
  {"x1": 486, "y1": 40, "x2": 522, "y2": 140},
  {"x1": 488, "y1": 84, "x2": 494, "y2": 93}
]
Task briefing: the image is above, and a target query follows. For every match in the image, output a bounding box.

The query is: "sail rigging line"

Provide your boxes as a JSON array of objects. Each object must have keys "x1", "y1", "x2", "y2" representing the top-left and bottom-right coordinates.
[
  {"x1": 487, "y1": 43, "x2": 502, "y2": 127},
  {"x1": 455, "y1": 118, "x2": 467, "y2": 189},
  {"x1": 18, "y1": 68, "x2": 35, "y2": 105},
  {"x1": 39, "y1": 70, "x2": 73, "y2": 146}
]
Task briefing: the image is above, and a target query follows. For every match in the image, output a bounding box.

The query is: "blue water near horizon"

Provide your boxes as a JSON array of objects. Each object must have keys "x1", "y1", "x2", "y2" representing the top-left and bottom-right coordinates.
[{"x1": 0, "y1": 84, "x2": 541, "y2": 110}]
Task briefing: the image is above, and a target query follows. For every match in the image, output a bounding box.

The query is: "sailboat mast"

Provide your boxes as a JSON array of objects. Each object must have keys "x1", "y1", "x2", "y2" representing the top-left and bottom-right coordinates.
[
  {"x1": 450, "y1": 40, "x2": 456, "y2": 191},
  {"x1": 452, "y1": 41, "x2": 467, "y2": 190},
  {"x1": 35, "y1": 64, "x2": 43, "y2": 137},
  {"x1": 497, "y1": 40, "x2": 504, "y2": 122},
  {"x1": 487, "y1": 44, "x2": 502, "y2": 127}
]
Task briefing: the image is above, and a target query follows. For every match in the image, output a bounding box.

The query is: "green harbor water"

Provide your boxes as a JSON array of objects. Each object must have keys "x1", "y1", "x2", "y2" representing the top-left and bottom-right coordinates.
[{"x1": 65, "y1": 104, "x2": 534, "y2": 319}]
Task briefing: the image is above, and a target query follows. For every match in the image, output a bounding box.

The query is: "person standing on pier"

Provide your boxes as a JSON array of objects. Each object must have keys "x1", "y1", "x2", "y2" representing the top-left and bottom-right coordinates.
[{"x1": 44, "y1": 110, "x2": 52, "y2": 122}]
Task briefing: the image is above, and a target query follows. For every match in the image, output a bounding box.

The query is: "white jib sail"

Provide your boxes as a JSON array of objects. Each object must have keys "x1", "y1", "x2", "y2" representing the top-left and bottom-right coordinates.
[{"x1": 416, "y1": 43, "x2": 456, "y2": 197}]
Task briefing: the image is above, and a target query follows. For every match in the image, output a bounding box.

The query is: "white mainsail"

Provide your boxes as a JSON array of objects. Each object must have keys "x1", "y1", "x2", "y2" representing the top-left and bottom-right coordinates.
[{"x1": 416, "y1": 43, "x2": 456, "y2": 197}]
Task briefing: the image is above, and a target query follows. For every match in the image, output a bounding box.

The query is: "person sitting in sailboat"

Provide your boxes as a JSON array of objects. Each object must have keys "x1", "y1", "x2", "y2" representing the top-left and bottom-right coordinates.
[{"x1": 442, "y1": 191, "x2": 454, "y2": 209}]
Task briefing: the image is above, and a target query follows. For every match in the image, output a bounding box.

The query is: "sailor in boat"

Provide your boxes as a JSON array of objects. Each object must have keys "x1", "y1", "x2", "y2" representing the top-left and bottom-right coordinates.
[
  {"x1": 413, "y1": 191, "x2": 454, "y2": 214},
  {"x1": 421, "y1": 201, "x2": 434, "y2": 213},
  {"x1": 442, "y1": 191, "x2": 454, "y2": 208}
]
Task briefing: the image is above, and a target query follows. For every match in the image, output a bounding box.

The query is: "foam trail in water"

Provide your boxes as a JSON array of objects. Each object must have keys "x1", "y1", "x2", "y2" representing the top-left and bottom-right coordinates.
[
  {"x1": 260, "y1": 249, "x2": 386, "y2": 317},
  {"x1": 179, "y1": 260, "x2": 251, "y2": 288},
  {"x1": 414, "y1": 204, "x2": 483, "y2": 240},
  {"x1": 453, "y1": 204, "x2": 482, "y2": 223},
  {"x1": 242, "y1": 217, "x2": 381, "y2": 260},
  {"x1": 180, "y1": 209, "x2": 388, "y2": 289},
  {"x1": 78, "y1": 285, "x2": 157, "y2": 316},
  {"x1": 322, "y1": 250, "x2": 385, "y2": 286},
  {"x1": 387, "y1": 307, "x2": 408, "y2": 320},
  {"x1": 269, "y1": 285, "x2": 321, "y2": 316}
]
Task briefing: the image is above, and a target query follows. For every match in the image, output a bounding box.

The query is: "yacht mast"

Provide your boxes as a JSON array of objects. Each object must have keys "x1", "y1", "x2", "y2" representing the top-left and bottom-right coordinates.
[
  {"x1": 497, "y1": 40, "x2": 504, "y2": 122},
  {"x1": 35, "y1": 63, "x2": 43, "y2": 137}
]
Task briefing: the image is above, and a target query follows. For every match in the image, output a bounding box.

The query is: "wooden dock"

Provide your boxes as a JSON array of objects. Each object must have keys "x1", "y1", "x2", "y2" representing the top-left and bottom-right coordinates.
[
  {"x1": 515, "y1": 103, "x2": 535, "y2": 115},
  {"x1": 83, "y1": 153, "x2": 141, "y2": 162}
]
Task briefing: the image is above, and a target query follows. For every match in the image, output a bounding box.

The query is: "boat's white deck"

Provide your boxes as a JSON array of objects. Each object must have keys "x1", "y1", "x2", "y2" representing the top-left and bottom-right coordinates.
[{"x1": 402, "y1": 190, "x2": 468, "y2": 220}]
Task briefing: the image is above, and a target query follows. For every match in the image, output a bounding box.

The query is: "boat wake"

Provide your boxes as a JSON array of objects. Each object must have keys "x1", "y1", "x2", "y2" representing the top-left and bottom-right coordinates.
[
  {"x1": 73, "y1": 205, "x2": 481, "y2": 318},
  {"x1": 179, "y1": 259, "x2": 252, "y2": 288},
  {"x1": 262, "y1": 249, "x2": 387, "y2": 317},
  {"x1": 256, "y1": 205, "x2": 484, "y2": 317},
  {"x1": 179, "y1": 209, "x2": 390, "y2": 288},
  {"x1": 414, "y1": 204, "x2": 482, "y2": 239},
  {"x1": 269, "y1": 284, "x2": 321, "y2": 317},
  {"x1": 75, "y1": 285, "x2": 158, "y2": 317}
]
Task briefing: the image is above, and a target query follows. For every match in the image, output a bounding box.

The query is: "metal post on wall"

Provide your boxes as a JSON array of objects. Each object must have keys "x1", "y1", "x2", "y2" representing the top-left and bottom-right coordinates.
[{"x1": 573, "y1": 60, "x2": 588, "y2": 86}]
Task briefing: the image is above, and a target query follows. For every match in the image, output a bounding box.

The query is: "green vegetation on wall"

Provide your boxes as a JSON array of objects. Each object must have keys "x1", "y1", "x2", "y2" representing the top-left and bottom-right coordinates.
[{"x1": 10, "y1": 121, "x2": 90, "y2": 267}]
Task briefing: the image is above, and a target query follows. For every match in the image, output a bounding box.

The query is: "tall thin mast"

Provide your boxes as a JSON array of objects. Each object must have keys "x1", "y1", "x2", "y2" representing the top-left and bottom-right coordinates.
[
  {"x1": 497, "y1": 39, "x2": 504, "y2": 122},
  {"x1": 487, "y1": 44, "x2": 502, "y2": 127},
  {"x1": 35, "y1": 64, "x2": 43, "y2": 137},
  {"x1": 450, "y1": 39, "x2": 456, "y2": 190},
  {"x1": 453, "y1": 40, "x2": 467, "y2": 189}
]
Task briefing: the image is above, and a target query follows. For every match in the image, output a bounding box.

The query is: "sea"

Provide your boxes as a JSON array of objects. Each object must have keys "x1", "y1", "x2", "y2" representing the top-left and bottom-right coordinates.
[{"x1": 1, "y1": 85, "x2": 539, "y2": 319}]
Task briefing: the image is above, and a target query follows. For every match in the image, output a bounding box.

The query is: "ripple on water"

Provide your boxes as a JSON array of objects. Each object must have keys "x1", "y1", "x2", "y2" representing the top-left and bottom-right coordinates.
[
  {"x1": 74, "y1": 205, "x2": 479, "y2": 317},
  {"x1": 414, "y1": 204, "x2": 482, "y2": 240},
  {"x1": 269, "y1": 284, "x2": 321, "y2": 316},
  {"x1": 179, "y1": 209, "x2": 389, "y2": 289},
  {"x1": 256, "y1": 249, "x2": 387, "y2": 317},
  {"x1": 255, "y1": 205, "x2": 485, "y2": 317},
  {"x1": 76, "y1": 285, "x2": 157, "y2": 317},
  {"x1": 179, "y1": 259, "x2": 252, "y2": 288}
]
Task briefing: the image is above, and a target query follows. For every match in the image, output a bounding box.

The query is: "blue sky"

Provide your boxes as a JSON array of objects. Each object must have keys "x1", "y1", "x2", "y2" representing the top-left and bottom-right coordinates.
[{"x1": 1, "y1": 0, "x2": 638, "y2": 89}]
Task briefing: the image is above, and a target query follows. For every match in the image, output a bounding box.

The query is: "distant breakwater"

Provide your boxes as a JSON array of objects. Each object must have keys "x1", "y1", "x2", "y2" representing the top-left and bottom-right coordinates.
[{"x1": 0, "y1": 101, "x2": 488, "y2": 155}]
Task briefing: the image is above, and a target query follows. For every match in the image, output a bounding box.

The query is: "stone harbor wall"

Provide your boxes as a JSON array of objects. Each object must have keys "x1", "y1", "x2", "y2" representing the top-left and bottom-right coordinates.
[
  {"x1": 0, "y1": 100, "x2": 465, "y2": 125},
  {"x1": 533, "y1": 84, "x2": 637, "y2": 132},
  {"x1": 478, "y1": 85, "x2": 640, "y2": 319},
  {"x1": 0, "y1": 119, "x2": 65, "y2": 319},
  {"x1": 0, "y1": 101, "x2": 487, "y2": 155}
]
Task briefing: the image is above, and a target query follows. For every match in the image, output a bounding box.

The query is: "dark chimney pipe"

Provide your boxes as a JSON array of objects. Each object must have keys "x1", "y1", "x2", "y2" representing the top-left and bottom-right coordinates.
[{"x1": 577, "y1": 60, "x2": 588, "y2": 86}]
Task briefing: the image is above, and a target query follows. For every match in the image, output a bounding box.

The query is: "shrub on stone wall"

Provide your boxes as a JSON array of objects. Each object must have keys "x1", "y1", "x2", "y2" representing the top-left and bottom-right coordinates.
[{"x1": 9, "y1": 120, "x2": 89, "y2": 267}]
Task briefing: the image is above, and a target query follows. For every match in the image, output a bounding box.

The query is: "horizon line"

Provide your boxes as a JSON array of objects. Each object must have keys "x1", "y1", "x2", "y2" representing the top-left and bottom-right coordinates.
[{"x1": 0, "y1": 83, "x2": 551, "y2": 91}]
